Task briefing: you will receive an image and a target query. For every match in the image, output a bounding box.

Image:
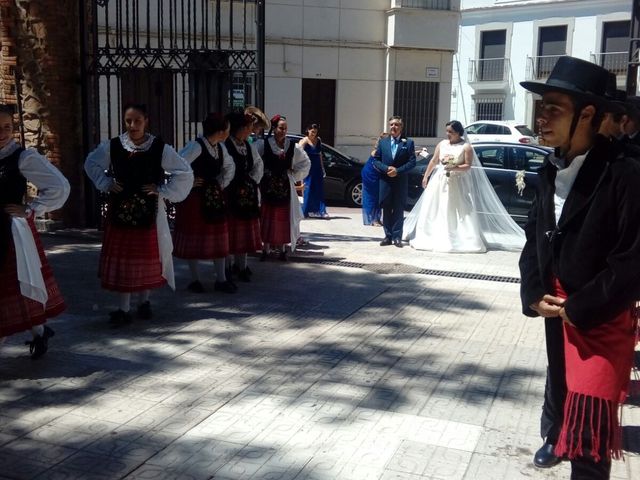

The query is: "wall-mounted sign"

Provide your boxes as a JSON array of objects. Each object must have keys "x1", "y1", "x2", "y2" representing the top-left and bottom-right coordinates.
[{"x1": 426, "y1": 67, "x2": 439, "y2": 78}]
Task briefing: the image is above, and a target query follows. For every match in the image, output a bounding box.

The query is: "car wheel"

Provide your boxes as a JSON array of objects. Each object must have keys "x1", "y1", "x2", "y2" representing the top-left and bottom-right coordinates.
[{"x1": 347, "y1": 181, "x2": 363, "y2": 207}]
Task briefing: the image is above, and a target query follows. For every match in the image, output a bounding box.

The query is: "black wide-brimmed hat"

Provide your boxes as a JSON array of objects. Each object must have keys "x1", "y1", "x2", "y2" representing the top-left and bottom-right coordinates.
[
  {"x1": 520, "y1": 56, "x2": 609, "y2": 106},
  {"x1": 603, "y1": 72, "x2": 627, "y2": 114}
]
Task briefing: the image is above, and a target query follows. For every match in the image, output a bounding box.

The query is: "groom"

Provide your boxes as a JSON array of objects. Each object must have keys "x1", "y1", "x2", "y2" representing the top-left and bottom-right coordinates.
[{"x1": 373, "y1": 116, "x2": 416, "y2": 247}]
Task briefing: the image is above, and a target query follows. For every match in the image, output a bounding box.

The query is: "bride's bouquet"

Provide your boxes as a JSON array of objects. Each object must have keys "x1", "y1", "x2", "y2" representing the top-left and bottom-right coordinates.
[{"x1": 443, "y1": 152, "x2": 465, "y2": 177}]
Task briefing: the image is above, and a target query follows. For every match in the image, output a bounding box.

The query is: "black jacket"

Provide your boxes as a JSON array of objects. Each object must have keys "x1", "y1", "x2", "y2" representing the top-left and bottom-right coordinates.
[{"x1": 519, "y1": 134, "x2": 640, "y2": 329}]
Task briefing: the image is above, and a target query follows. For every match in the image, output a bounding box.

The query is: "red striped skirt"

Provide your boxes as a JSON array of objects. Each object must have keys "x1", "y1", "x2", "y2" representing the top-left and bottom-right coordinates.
[
  {"x1": 260, "y1": 203, "x2": 291, "y2": 245},
  {"x1": 173, "y1": 191, "x2": 229, "y2": 259},
  {"x1": 0, "y1": 218, "x2": 66, "y2": 337},
  {"x1": 227, "y1": 215, "x2": 262, "y2": 254},
  {"x1": 99, "y1": 221, "x2": 166, "y2": 292}
]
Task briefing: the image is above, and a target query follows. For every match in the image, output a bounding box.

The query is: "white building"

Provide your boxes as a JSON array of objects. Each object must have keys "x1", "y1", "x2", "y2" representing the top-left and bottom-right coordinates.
[
  {"x1": 452, "y1": 0, "x2": 633, "y2": 130},
  {"x1": 265, "y1": 0, "x2": 461, "y2": 159}
]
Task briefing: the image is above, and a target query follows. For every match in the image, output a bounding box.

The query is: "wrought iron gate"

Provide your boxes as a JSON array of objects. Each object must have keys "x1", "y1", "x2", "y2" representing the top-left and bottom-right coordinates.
[
  {"x1": 79, "y1": 0, "x2": 265, "y2": 224},
  {"x1": 80, "y1": 0, "x2": 264, "y2": 147}
]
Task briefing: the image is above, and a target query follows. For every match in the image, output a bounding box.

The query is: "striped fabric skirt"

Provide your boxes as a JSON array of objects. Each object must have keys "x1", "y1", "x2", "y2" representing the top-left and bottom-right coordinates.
[
  {"x1": 0, "y1": 218, "x2": 66, "y2": 337},
  {"x1": 173, "y1": 191, "x2": 230, "y2": 259},
  {"x1": 227, "y1": 216, "x2": 262, "y2": 254},
  {"x1": 99, "y1": 221, "x2": 166, "y2": 292},
  {"x1": 260, "y1": 203, "x2": 291, "y2": 245}
]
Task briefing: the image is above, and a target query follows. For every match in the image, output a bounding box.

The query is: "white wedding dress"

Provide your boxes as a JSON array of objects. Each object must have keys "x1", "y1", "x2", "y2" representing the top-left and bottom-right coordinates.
[{"x1": 403, "y1": 140, "x2": 525, "y2": 253}]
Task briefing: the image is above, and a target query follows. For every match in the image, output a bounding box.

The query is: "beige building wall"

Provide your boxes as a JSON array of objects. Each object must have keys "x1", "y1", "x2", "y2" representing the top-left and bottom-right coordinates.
[{"x1": 265, "y1": 1, "x2": 461, "y2": 159}]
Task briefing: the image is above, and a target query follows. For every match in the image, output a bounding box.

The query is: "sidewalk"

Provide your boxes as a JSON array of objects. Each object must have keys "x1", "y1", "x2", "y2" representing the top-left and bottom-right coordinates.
[{"x1": 0, "y1": 208, "x2": 637, "y2": 480}]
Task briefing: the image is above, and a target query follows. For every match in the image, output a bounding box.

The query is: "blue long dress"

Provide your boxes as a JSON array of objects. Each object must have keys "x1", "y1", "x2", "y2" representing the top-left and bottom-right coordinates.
[
  {"x1": 302, "y1": 140, "x2": 328, "y2": 217},
  {"x1": 361, "y1": 155, "x2": 381, "y2": 225}
]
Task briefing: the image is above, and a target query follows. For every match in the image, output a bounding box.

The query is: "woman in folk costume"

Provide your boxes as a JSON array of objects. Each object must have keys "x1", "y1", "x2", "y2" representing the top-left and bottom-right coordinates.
[
  {"x1": 255, "y1": 115, "x2": 310, "y2": 261},
  {"x1": 0, "y1": 105, "x2": 70, "y2": 358},
  {"x1": 519, "y1": 57, "x2": 640, "y2": 479},
  {"x1": 223, "y1": 112, "x2": 263, "y2": 282},
  {"x1": 244, "y1": 105, "x2": 270, "y2": 144},
  {"x1": 85, "y1": 103, "x2": 193, "y2": 327},
  {"x1": 174, "y1": 113, "x2": 236, "y2": 294}
]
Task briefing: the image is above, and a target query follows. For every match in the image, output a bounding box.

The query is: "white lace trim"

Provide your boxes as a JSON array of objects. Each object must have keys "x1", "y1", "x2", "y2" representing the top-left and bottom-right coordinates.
[{"x1": 119, "y1": 132, "x2": 156, "y2": 152}]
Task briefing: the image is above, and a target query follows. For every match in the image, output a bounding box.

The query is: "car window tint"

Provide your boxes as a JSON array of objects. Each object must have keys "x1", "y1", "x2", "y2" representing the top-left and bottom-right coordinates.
[
  {"x1": 524, "y1": 150, "x2": 546, "y2": 172},
  {"x1": 475, "y1": 147, "x2": 505, "y2": 168},
  {"x1": 466, "y1": 124, "x2": 482, "y2": 134},
  {"x1": 498, "y1": 125, "x2": 511, "y2": 135},
  {"x1": 515, "y1": 125, "x2": 536, "y2": 137}
]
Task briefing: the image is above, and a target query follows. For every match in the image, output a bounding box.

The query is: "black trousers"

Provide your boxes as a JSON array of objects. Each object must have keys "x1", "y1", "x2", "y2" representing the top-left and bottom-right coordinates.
[
  {"x1": 541, "y1": 317, "x2": 567, "y2": 444},
  {"x1": 570, "y1": 457, "x2": 611, "y2": 479}
]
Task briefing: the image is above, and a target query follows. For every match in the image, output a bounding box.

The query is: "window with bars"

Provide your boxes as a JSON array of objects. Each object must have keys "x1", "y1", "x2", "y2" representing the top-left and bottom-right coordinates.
[
  {"x1": 400, "y1": 0, "x2": 451, "y2": 9},
  {"x1": 393, "y1": 81, "x2": 439, "y2": 137},
  {"x1": 474, "y1": 98, "x2": 504, "y2": 121}
]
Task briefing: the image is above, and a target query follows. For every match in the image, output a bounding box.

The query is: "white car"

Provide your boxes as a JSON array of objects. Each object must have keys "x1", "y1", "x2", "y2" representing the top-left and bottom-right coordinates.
[{"x1": 465, "y1": 121, "x2": 538, "y2": 145}]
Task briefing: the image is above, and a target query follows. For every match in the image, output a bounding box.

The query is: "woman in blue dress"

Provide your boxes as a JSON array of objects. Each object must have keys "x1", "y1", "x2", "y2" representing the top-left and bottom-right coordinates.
[
  {"x1": 298, "y1": 124, "x2": 328, "y2": 218},
  {"x1": 361, "y1": 133, "x2": 386, "y2": 226}
]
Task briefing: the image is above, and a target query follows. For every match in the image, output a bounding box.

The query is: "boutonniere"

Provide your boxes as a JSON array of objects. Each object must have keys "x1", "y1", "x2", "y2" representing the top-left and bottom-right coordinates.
[{"x1": 401, "y1": 138, "x2": 407, "y2": 144}]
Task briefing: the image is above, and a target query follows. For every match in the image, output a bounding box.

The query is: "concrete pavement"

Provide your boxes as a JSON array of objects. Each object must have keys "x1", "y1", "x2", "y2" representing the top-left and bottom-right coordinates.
[{"x1": 0, "y1": 207, "x2": 638, "y2": 479}]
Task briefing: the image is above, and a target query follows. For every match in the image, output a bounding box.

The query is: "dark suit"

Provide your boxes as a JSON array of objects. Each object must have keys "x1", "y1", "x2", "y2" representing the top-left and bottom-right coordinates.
[
  {"x1": 519, "y1": 134, "x2": 640, "y2": 448},
  {"x1": 373, "y1": 136, "x2": 416, "y2": 241}
]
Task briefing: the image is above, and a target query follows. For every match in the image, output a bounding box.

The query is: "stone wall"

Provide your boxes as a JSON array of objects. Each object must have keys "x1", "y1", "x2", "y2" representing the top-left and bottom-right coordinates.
[{"x1": 0, "y1": 0, "x2": 85, "y2": 226}]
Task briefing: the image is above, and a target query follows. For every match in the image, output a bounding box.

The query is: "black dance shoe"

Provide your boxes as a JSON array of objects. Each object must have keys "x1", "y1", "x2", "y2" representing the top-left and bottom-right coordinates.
[
  {"x1": 260, "y1": 250, "x2": 268, "y2": 261},
  {"x1": 238, "y1": 267, "x2": 252, "y2": 282},
  {"x1": 278, "y1": 251, "x2": 287, "y2": 261},
  {"x1": 214, "y1": 281, "x2": 237, "y2": 294},
  {"x1": 187, "y1": 280, "x2": 205, "y2": 293},
  {"x1": 26, "y1": 325, "x2": 55, "y2": 359},
  {"x1": 533, "y1": 441, "x2": 561, "y2": 468},
  {"x1": 393, "y1": 239, "x2": 403, "y2": 248},
  {"x1": 380, "y1": 238, "x2": 392, "y2": 246},
  {"x1": 136, "y1": 301, "x2": 153, "y2": 320},
  {"x1": 108, "y1": 309, "x2": 133, "y2": 327}
]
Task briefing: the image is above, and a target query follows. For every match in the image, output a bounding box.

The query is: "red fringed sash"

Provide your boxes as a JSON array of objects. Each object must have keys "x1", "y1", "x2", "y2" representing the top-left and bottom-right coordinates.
[{"x1": 553, "y1": 279, "x2": 636, "y2": 462}]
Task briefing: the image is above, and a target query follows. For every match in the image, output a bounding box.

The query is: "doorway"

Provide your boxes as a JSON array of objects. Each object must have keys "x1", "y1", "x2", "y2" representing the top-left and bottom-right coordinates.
[{"x1": 301, "y1": 79, "x2": 336, "y2": 146}]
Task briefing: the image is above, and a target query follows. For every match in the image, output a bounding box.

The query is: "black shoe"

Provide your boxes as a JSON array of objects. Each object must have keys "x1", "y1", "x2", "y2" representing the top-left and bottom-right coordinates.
[
  {"x1": 380, "y1": 238, "x2": 392, "y2": 246},
  {"x1": 278, "y1": 251, "x2": 287, "y2": 261},
  {"x1": 260, "y1": 250, "x2": 268, "y2": 261},
  {"x1": 533, "y1": 442, "x2": 561, "y2": 468},
  {"x1": 187, "y1": 280, "x2": 205, "y2": 293},
  {"x1": 237, "y1": 267, "x2": 252, "y2": 282},
  {"x1": 136, "y1": 301, "x2": 152, "y2": 320},
  {"x1": 108, "y1": 309, "x2": 133, "y2": 327},
  {"x1": 26, "y1": 325, "x2": 55, "y2": 359},
  {"x1": 393, "y1": 239, "x2": 403, "y2": 248},
  {"x1": 214, "y1": 281, "x2": 237, "y2": 294}
]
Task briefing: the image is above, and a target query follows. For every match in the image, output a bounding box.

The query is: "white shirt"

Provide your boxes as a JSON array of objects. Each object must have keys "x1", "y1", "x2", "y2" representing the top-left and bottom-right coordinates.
[
  {"x1": 551, "y1": 151, "x2": 589, "y2": 224},
  {"x1": 179, "y1": 137, "x2": 235, "y2": 189}
]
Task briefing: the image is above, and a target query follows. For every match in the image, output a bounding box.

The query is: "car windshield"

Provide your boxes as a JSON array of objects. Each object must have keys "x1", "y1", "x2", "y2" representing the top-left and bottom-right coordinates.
[{"x1": 515, "y1": 125, "x2": 536, "y2": 137}]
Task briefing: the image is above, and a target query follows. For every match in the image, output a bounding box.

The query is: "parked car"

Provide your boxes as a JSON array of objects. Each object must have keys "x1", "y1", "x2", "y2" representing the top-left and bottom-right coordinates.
[
  {"x1": 407, "y1": 142, "x2": 552, "y2": 224},
  {"x1": 465, "y1": 121, "x2": 538, "y2": 145},
  {"x1": 285, "y1": 134, "x2": 364, "y2": 207}
]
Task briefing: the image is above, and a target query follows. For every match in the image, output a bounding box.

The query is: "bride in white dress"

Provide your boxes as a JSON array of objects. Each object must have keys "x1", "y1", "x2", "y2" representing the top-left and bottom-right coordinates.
[{"x1": 403, "y1": 120, "x2": 525, "y2": 252}]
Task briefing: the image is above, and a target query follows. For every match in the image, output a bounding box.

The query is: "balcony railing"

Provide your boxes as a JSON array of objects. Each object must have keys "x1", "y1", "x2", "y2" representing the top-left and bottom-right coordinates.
[
  {"x1": 468, "y1": 58, "x2": 510, "y2": 83},
  {"x1": 526, "y1": 54, "x2": 565, "y2": 80},
  {"x1": 395, "y1": 0, "x2": 452, "y2": 10},
  {"x1": 590, "y1": 51, "x2": 628, "y2": 76}
]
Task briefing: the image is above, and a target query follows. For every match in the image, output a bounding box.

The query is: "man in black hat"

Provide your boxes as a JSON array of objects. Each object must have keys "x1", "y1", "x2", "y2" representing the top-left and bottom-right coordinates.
[
  {"x1": 622, "y1": 95, "x2": 640, "y2": 146},
  {"x1": 520, "y1": 56, "x2": 640, "y2": 479}
]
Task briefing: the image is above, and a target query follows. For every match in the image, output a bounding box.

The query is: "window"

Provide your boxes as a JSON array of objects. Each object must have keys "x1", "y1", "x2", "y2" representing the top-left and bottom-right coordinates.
[
  {"x1": 479, "y1": 30, "x2": 506, "y2": 81},
  {"x1": 394, "y1": 81, "x2": 439, "y2": 137},
  {"x1": 537, "y1": 25, "x2": 567, "y2": 76},
  {"x1": 601, "y1": 21, "x2": 630, "y2": 74},
  {"x1": 400, "y1": 0, "x2": 451, "y2": 10},
  {"x1": 509, "y1": 147, "x2": 546, "y2": 171},
  {"x1": 475, "y1": 147, "x2": 505, "y2": 169},
  {"x1": 475, "y1": 99, "x2": 504, "y2": 121}
]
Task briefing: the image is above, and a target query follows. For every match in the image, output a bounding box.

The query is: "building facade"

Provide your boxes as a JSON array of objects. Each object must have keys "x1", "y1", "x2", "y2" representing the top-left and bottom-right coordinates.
[
  {"x1": 265, "y1": 0, "x2": 461, "y2": 159},
  {"x1": 452, "y1": 0, "x2": 633, "y2": 130}
]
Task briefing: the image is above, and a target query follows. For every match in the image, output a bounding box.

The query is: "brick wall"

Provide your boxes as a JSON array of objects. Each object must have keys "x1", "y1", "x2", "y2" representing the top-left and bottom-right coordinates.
[{"x1": 0, "y1": 0, "x2": 85, "y2": 226}]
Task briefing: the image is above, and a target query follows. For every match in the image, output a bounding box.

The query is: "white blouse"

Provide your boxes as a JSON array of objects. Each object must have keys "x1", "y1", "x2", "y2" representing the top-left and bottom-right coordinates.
[
  {"x1": 179, "y1": 137, "x2": 235, "y2": 189},
  {"x1": 227, "y1": 139, "x2": 264, "y2": 185},
  {"x1": 0, "y1": 140, "x2": 70, "y2": 215},
  {"x1": 84, "y1": 133, "x2": 193, "y2": 203},
  {"x1": 255, "y1": 137, "x2": 311, "y2": 182}
]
